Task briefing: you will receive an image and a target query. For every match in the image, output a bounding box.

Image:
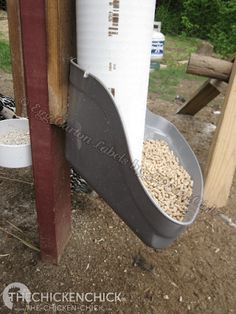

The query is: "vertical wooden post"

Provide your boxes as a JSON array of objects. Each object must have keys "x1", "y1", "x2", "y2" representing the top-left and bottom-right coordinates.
[
  {"x1": 204, "y1": 59, "x2": 236, "y2": 207},
  {"x1": 46, "y1": 0, "x2": 76, "y2": 125},
  {"x1": 7, "y1": 0, "x2": 26, "y2": 115},
  {"x1": 20, "y1": 0, "x2": 72, "y2": 264}
]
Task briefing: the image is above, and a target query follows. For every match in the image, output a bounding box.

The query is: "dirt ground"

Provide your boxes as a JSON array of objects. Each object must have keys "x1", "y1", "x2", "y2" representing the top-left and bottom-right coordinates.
[{"x1": 0, "y1": 63, "x2": 236, "y2": 314}]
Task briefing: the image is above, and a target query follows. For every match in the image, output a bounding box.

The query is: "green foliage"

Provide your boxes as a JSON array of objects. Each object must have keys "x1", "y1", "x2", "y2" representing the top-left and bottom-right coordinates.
[
  {"x1": 155, "y1": 4, "x2": 182, "y2": 35},
  {"x1": 155, "y1": 0, "x2": 236, "y2": 57},
  {"x1": 209, "y1": 1, "x2": 236, "y2": 56},
  {"x1": 0, "y1": 35, "x2": 11, "y2": 73},
  {"x1": 182, "y1": 0, "x2": 221, "y2": 39}
]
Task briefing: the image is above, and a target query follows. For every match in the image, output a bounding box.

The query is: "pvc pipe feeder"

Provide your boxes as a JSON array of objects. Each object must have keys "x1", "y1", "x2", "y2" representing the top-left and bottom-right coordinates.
[
  {"x1": 67, "y1": 1, "x2": 203, "y2": 248},
  {"x1": 76, "y1": 0, "x2": 156, "y2": 164}
]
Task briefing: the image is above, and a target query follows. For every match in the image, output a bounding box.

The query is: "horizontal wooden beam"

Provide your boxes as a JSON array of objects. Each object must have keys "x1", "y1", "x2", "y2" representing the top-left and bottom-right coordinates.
[
  {"x1": 187, "y1": 53, "x2": 232, "y2": 82},
  {"x1": 178, "y1": 55, "x2": 235, "y2": 115}
]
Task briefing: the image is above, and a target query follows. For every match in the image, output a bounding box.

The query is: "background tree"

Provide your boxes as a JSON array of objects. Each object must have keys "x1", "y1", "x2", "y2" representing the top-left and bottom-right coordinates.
[{"x1": 155, "y1": 0, "x2": 236, "y2": 57}]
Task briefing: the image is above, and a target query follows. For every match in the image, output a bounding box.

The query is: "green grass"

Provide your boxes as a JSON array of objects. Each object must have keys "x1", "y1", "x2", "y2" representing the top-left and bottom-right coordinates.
[
  {"x1": 0, "y1": 32, "x2": 11, "y2": 73},
  {"x1": 0, "y1": 32, "x2": 207, "y2": 99},
  {"x1": 162, "y1": 35, "x2": 201, "y2": 66},
  {"x1": 149, "y1": 65, "x2": 204, "y2": 102},
  {"x1": 149, "y1": 35, "x2": 205, "y2": 101}
]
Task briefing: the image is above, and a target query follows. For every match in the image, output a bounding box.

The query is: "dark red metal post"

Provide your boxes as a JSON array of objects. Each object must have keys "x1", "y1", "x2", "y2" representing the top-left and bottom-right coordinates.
[{"x1": 20, "y1": 0, "x2": 72, "y2": 264}]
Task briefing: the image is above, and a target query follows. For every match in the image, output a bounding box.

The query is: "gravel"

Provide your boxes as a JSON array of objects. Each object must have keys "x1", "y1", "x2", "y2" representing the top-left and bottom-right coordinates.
[
  {"x1": 0, "y1": 129, "x2": 30, "y2": 145},
  {"x1": 141, "y1": 139, "x2": 193, "y2": 221}
]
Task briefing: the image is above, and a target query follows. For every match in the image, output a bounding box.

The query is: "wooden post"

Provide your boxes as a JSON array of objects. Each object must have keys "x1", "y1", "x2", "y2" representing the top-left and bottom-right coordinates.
[
  {"x1": 7, "y1": 0, "x2": 26, "y2": 116},
  {"x1": 204, "y1": 59, "x2": 236, "y2": 207},
  {"x1": 46, "y1": 0, "x2": 76, "y2": 125},
  {"x1": 187, "y1": 54, "x2": 232, "y2": 81},
  {"x1": 20, "y1": 0, "x2": 72, "y2": 264},
  {"x1": 177, "y1": 55, "x2": 234, "y2": 115}
]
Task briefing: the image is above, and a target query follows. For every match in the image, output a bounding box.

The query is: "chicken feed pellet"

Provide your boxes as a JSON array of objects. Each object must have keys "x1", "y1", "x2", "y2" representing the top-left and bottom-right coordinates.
[
  {"x1": 141, "y1": 139, "x2": 193, "y2": 221},
  {"x1": 0, "y1": 129, "x2": 30, "y2": 145}
]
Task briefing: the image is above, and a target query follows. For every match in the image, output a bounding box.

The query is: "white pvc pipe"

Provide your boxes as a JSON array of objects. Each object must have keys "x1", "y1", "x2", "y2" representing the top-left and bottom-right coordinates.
[{"x1": 76, "y1": 0, "x2": 156, "y2": 165}]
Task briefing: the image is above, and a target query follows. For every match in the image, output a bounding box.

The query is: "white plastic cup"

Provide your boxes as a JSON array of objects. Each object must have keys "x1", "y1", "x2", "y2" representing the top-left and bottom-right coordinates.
[
  {"x1": 0, "y1": 119, "x2": 32, "y2": 168},
  {"x1": 76, "y1": 0, "x2": 156, "y2": 165}
]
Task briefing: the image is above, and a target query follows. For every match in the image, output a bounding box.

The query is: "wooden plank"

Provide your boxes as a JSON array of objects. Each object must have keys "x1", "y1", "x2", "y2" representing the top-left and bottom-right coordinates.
[
  {"x1": 20, "y1": 0, "x2": 72, "y2": 264},
  {"x1": 177, "y1": 55, "x2": 235, "y2": 115},
  {"x1": 187, "y1": 53, "x2": 232, "y2": 82},
  {"x1": 204, "y1": 59, "x2": 236, "y2": 208},
  {"x1": 176, "y1": 79, "x2": 220, "y2": 115},
  {"x1": 46, "y1": 0, "x2": 76, "y2": 125},
  {"x1": 7, "y1": 0, "x2": 26, "y2": 116},
  {"x1": 210, "y1": 79, "x2": 228, "y2": 96}
]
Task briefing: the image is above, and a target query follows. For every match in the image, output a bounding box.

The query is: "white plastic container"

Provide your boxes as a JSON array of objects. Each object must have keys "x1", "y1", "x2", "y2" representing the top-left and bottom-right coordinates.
[
  {"x1": 151, "y1": 22, "x2": 165, "y2": 62},
  {"x1": 0, "y1": 119, "x2": 32, "y2": 168},
  {"x1": 76, "y1": 0, "x2": 156, "y2": 165}
]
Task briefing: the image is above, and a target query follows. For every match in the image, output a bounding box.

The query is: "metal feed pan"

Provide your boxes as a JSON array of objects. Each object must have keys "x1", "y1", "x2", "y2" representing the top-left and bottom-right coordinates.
[{"x1": 66, "y1": 59, "x2": 203, "y2": 249}]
